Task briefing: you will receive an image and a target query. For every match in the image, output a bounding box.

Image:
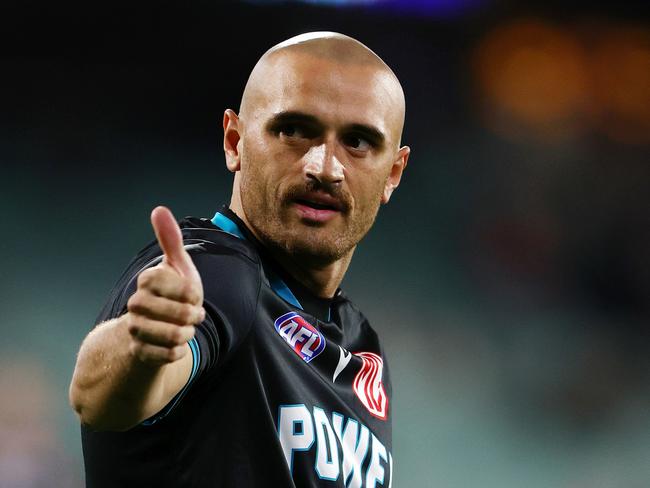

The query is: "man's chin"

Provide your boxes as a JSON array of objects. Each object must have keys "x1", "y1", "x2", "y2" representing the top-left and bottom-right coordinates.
[
  {"x1": 249, "y1": 213, "x2": 354, "y2": 265},
  {"x1": 276, "y1": 232, "x2": 350, "y2": 265}
]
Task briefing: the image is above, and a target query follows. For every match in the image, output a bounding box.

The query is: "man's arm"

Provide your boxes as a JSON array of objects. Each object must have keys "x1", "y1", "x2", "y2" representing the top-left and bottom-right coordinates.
[{"x1": 69, "y1": 206, "x2": 205, "y2": 431}]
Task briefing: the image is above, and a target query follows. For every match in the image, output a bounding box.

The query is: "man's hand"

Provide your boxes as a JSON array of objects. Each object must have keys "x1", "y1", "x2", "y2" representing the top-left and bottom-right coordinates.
[
  {"x1": 125, "y1": 206, "x2": 205, "y2": 365},
  {"x1": 69, "y1": 206, "x2": 205, "y2": 430}
]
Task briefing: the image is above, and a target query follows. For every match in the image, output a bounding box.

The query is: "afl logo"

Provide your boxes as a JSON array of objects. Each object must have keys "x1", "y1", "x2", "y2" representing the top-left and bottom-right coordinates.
[
  {"x1": 274, "y1": 312, "x2": 326, "y2": 363},
  {"x1": 353, "y1": 352, "x2": 388, "y2": 420}
]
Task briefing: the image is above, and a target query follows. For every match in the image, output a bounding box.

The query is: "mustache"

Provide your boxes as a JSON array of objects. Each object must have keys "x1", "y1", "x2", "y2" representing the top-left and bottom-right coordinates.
[{"x1": 283, "y1": 180, "x2": 352, "y2": 212}]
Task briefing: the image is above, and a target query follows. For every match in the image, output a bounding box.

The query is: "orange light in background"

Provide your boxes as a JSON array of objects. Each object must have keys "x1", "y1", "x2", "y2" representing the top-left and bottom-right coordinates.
[
  {"x1": 590, "y1": 26, "x2": 650, "y2": 145},
  {"x1": 472, "y1": 19, "x2": 650, "y2": 146},
  {"x1": 473, "y1": 19, "x2": 590, "y2": 143}
]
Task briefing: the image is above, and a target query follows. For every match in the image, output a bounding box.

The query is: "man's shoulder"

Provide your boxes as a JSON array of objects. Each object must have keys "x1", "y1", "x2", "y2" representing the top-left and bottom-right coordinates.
[
  {"x1": 179, "y1": 216, "x2": 260, "y2": 264},
  {"x1": 121, "y1": 216, "x2": 262, "y2": 286},
  {"x1": 178, "y1": 217, "x2": 262, "y2": 307},
  {"x1": 96, "y1": 216, "x2": 261, "y2": 324},
  {"x1": 152, "y1": 216, "x2": 263, "y2": 305}
]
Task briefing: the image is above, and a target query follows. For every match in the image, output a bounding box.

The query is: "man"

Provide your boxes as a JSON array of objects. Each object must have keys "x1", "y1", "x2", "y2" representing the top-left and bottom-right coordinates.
[{"x1": 69, "y1": 31, "x2": 410, "y2": 487}]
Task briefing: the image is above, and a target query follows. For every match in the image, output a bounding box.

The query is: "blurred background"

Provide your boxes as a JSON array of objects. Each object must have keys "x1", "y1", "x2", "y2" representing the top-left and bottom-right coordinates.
[{"x1": 1, "y1": 0, "x2": 649, "y2": 486}]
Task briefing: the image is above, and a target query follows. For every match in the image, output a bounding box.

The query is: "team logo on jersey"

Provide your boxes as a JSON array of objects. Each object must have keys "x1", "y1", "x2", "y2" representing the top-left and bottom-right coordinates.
[
  {"x1": 332, "y1": 346, "x2": 352, "y2": 383},
  {"x1": 353, "y1": 352, "x2": 388, "y2": 420},
  {"x1": 274, "y1": 312, "x2": 326, "y2": 363}
]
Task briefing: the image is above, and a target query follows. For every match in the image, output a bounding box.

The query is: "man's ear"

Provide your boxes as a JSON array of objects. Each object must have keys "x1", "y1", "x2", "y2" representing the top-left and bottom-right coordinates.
[
  {"x1": 381, "y1": 145, "x2": 410, "y2": 204},
  {"x1": 223, "y1": 109, "x2": 242, "y2": 172}
]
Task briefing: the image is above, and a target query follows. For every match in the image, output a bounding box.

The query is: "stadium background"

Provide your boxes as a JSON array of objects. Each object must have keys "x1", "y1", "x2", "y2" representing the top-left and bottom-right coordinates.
[{"x1": 1, "y1": 0, "x2": 649, "y2": 485}]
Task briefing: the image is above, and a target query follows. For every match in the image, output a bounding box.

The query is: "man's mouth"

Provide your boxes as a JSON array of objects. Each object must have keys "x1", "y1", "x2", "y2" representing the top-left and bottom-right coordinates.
[
  {"x1": 294, "y1": 199, "x2": 341, "y2": 212},
  {"x1": 292, "y1": 193, "x2": 345, "y2": 212},
  {"x1": 290, "y1": 193, "x2": 346, "y2": 223}
]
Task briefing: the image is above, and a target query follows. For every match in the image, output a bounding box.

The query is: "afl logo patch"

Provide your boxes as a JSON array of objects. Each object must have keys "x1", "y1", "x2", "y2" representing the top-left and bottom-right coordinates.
[
  {"x1": 274, "y1": 312, "x2": 326, "y2": 363},
  {"x1": 353, "y1": 352, "x2": 388, "y2": 420}
]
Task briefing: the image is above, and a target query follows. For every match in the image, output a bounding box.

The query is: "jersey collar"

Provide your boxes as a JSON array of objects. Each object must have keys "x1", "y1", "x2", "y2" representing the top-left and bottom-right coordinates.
[{"x1": 211, "y1": 208, "x2": 304, "y2": 312}]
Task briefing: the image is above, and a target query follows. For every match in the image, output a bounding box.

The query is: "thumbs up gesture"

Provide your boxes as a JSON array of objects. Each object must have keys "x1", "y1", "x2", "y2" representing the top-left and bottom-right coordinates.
[{"x1": 126, "y1": 206, "x2": 205, "y2": 365}]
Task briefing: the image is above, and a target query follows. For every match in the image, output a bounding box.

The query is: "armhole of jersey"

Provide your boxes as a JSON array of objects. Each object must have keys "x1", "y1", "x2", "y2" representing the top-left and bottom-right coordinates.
[{"x1": 141, "y1": 336, "x2": 201, "y2": 426}]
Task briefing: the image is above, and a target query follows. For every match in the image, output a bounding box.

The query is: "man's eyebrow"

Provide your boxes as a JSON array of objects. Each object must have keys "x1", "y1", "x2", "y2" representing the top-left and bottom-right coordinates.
[
  {"x1": 344, "y1": 123, "x2": 386, "y2": 148},
  {"x1": 266, "y1": 111, "x2": 323, "y2": 128}
]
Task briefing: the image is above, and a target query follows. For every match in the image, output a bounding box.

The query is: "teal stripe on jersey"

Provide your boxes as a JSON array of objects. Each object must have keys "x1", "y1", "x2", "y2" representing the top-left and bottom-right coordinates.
[
  {"x1": 142, "y1": 336, "x2": 201, "y2": 426},
  {"x1": 210, "y1": 211, "x2": 303, "y2": 310}
]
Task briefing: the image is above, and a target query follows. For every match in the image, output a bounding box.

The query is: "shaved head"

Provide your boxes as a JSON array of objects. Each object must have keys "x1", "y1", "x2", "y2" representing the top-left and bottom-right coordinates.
[
  {"x1": 223, "y1": 31, "x2": 410, "y2": 282},
  {"x1": 240, "y1": 32, "x2": 406, "y2": 144}
]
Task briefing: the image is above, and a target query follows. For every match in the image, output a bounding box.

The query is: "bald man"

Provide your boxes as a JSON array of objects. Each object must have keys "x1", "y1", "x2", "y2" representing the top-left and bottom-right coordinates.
[{"x1": 70, "y1": 32, "x2": 409, "y2": 487}]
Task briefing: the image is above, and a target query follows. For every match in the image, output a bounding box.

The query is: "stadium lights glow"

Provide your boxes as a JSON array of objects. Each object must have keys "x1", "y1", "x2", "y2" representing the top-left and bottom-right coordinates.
[{"x1": 241, "y1": 0, "x2": 486, "y2": 17}]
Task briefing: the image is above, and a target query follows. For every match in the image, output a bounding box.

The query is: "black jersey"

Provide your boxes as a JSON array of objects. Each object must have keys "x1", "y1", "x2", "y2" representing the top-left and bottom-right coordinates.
[{"x1": 81, "y1": 207, "x2": 393, "y2": 488}]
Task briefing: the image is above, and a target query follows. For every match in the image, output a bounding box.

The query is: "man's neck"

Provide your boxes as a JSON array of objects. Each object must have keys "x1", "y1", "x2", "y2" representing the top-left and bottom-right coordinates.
[
  {"x1": 267, "y1": 248, "x2": 353, "y2": 299},
  {"x1": 228, "y1": 203, "x2": 352, "y2": 299}
]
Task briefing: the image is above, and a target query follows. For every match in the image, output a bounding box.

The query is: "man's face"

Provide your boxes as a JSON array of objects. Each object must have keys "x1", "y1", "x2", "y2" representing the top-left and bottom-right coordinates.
[{"x1": 233, "y1": 52, "x2": 407, "y2": 265}]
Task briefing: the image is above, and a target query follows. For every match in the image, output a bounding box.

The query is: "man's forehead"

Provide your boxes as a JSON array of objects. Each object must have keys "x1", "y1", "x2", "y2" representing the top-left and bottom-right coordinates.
[
  {"x1": 268, "y1": 52, "x2": 394, "y2": 101},
  {"x1": 242, "y1": 49, "x2": 405, "y2": 143}
]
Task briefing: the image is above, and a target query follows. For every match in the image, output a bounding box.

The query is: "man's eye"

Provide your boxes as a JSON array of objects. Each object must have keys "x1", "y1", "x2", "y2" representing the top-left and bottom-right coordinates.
[
  {"x1": 278, "y1": 124, "x2": 307, "y2": 139},
  {"x1": 342, "y1": 134, "x2": 372, "y2": 152}
]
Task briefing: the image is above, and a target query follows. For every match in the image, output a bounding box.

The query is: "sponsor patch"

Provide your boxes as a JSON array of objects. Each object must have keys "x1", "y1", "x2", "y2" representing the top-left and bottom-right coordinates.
[
  {"x1": 353, "y1": 352, "x2": 388, "y2": 420},
  {"x1": 274, "y1": 312, "x2": 326, "y2": 363}
]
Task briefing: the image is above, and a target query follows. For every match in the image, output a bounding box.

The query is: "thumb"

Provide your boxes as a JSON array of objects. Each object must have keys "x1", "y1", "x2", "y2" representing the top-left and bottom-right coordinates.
[{"x1": 150, "y1": 206, "x2": 200, "y2": 283}]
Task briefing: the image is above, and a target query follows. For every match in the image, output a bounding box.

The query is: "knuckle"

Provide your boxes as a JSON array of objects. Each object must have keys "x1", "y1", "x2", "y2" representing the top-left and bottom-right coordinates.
[
  {"x1": 127, "y1": 321, "x2": 139, "y2": 336},
  {"x1": 137, "y1": 268, "x2": 157, "y2": 288},
  {"x1": 124, "y1": 312, "x2": 135, "y2": 327},
  {"x1": 191, "y1": 306, "x2": 203, "y2": 324},
  {"x1": 126, "y1": 311, "x2": 142, "y2": 326},
  {"x1": 127, "y1": 293, "x2": 142, "y2": 312},
  {"x1": 129, "y1": 341, "x2": 144, "y2": 361},
  {"x1": 166, "y1": 347, "x2": 181, "y2": 362},
  {"x1": 180, "y1": 304, "x2": 194, "y2": 324},
  {"x1": 186, "y1": 325, "x2": 196, "y2": 340},
  {"x1": 129, "y1": 294, "x2": 154, "y2": 316},
  {"x1": 168, "y1": 327, "x2": 182, "y2": 345},
  {"x1": 189, "y1": 284, "x2": 202, "y2": 305}
]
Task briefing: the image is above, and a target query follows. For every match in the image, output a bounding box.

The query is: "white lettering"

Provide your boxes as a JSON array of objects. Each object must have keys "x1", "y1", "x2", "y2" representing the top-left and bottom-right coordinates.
[
  {"x1": 301, "y1": 333, "x2": 318, "y2": 357},
  {"x1": 277, "y1": 405, "x2": 390, "y2": 487},
  {"x1": 332, "y1": 413, "x2": 369, "y2": 488},
  {"x1": 278, "y1": 405, "x2": 314, "y2": 473},
  {"x1": 365, "y1": 433, "x2": 388, "y2": 488},
  {"x1": 313, "y1": 407, "x2": 340, "y2": 480},
  {"x1": 279, "y1": 321, "x2": 298, "y2": 342},
  {"x1": 290, "y1": 327, "x2": 310, "y2": 347}
]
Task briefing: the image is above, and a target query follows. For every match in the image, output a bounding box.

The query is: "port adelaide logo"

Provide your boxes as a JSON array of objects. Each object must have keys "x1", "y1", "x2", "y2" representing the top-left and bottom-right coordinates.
[
  {"x1": 353, "y1": 351, "x2": 388, "y2": 420},
  {"x1": 274, "y1": 312, "x2": 326, "y2": 363}
]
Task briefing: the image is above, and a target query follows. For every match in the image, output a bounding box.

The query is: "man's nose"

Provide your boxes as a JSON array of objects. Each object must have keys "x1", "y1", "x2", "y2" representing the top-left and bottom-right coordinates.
[{"x1": 303, "y1": 141, "x2": 344, "y2": 185}]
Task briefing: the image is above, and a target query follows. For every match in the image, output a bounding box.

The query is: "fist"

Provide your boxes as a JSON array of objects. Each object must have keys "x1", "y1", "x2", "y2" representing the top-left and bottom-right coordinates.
[{"x1": 126, "y1": 206, "x2": 205, "y2": 365}]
